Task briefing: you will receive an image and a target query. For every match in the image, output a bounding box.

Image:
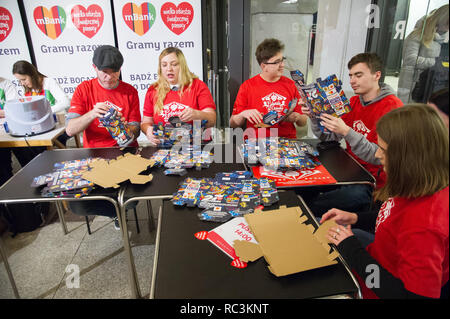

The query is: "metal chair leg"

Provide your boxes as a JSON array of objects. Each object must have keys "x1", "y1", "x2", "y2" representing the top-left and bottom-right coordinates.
[{"x1": 85, "y1": 216, "x2": 92, "y2": 235}]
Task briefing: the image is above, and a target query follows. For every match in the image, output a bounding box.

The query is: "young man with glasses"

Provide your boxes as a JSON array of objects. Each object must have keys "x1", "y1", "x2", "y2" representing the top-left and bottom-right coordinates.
[{"x1": 230, "y1": 38, "x2": 307, "y2": 138}]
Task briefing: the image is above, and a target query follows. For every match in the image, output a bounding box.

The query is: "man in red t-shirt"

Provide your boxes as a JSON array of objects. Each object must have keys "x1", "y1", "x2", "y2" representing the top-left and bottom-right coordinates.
[
  {"x1": 66, "y1": 45, "x2": 141, "y2": 148},
  {"x1": 302, "y1": 53, "x2": 403, "y2": 217},
  {"x1": 230, "y1": 38, "x2": 307, "y2": 139},
  {"x1": 65, "y1": 45, "x2": 141, "y2": 228}
]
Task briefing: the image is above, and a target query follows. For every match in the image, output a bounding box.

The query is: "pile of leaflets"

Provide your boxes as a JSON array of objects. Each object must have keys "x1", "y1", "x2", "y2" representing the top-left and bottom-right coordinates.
[
  {"x1": 291, "y1": 70, "x2": 351, "y2": 132},
  {"x1": 153, "y1": 116, "x2": 207, "y2": 148},
  {"x1": 31, "y1": 158, "x2": 98, "y2": 198},
  {"x1": 172, "y1": 171, "x2": 279, "y2": 223},
  {"x1": 150, "y1": 145, "x2": 213, "y2": 176},
  {"x1": 242, "y1": 137, "x2": 320, "y2": 171}
]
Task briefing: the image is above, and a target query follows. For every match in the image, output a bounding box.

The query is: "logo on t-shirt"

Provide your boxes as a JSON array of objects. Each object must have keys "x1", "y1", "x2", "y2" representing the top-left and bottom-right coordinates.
[
  {"x1": 353, "y1": 120, "x2": 371, "y2": 137},
  {"x1": 160, "y1": 101, "x2": 188, "y2": 122},
  {"x1": 261, "y1": 92, "x2": 287, "y2": 114},
  {"x1": 375, "y1": 198, "x2": 395, "y2": 232}
]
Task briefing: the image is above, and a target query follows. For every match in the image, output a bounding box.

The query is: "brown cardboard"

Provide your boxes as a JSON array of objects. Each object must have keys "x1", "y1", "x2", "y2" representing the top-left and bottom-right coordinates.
[
  {"x1": 81, "y1": 153, "x2": 155, "y2": 188},
  {"x1": 233, "y1": 240, "x2": 263, "y2": 262},
  {"x1": 236, "y1": 206, "x2": 339, "y2": 277}
]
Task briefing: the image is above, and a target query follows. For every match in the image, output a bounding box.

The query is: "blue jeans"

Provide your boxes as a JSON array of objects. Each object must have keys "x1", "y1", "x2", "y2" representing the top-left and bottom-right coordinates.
[
  {"x1": 352, "y1": 228, "x2": 375, "y2": 248},
  {"x1": 305, "y1": 184, "x2": 373, "y2": 218}
]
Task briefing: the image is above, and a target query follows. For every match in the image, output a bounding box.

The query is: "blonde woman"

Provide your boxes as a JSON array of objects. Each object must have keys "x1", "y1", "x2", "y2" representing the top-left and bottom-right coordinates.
[
  {"x1": 397, "y1": 4, "x2": 449, "y2": 103},
  {"x1": 141, "y1": 47, "x2": 216, "y2": 145}
]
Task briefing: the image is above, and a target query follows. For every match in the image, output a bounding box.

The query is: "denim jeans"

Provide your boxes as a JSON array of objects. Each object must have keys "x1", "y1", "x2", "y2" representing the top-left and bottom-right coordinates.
[{"x1": 305, "y1": 184, "x2": 373, "y2": 218}]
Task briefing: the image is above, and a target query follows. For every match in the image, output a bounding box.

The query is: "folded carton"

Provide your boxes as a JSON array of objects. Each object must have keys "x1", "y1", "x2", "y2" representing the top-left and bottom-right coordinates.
[
  {"x1": 235, "y1": 206, "x2": 339, "y2": 277},
  {"x1": 81, "y1": 153, "x2": 155, "y2": 188}
]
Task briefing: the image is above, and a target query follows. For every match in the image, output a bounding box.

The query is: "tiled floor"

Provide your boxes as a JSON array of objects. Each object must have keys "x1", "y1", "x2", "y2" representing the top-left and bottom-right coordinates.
[{"x1": 0, "y1": 199, "x2": 159, "y2": 299}]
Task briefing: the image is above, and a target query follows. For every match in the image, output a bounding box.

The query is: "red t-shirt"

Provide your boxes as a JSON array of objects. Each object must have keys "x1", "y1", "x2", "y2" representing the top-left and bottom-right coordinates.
[
  {"x1": 143, "y1": 78, "x2": 215, "y2": 125},
  {"x1": 343, "y1": 94, "x2": 402, "y2": 188},
  {"x1": 69, "y1": 79, "x2": 141, "y2": 148},
  {"x1": 361, "y1": 187, "x2": 449, "y2": 298},
  {"x1": 232, "y1": 75, "x2": 302, "y2": 139}
]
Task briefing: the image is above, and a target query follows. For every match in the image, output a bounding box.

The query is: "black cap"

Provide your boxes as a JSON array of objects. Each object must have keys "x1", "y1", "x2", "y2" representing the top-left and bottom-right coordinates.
[{"x1": 92, "y1": 45, "x2": 123, "y2": 72}]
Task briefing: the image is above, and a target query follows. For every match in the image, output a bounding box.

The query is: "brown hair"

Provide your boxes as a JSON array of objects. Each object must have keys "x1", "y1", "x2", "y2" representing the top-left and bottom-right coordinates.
[
  {"x1": 347, "y1": 53, "x2": 383, "y2": 75},
  {"x1": 12, "y1": 60, "x2": 46, "y2": 94},
  {"x1": 375, "y1": 104, "x2": 449, "y2": 201},
  {"x1": 255, "y1": 38, "x2": 285, "y2": 65},
  {"x1": 152, "y1": 47, "x2": 197, "y2": 114}
]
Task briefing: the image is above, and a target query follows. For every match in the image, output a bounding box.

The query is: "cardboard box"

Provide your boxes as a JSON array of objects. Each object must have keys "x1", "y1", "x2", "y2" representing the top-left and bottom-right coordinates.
[
  {"x1": 235, "y1": 206, "x2": 339, "y2": 277},
  {"x1": 81, "y1": 153, "x2": 155, "y2": 188}
]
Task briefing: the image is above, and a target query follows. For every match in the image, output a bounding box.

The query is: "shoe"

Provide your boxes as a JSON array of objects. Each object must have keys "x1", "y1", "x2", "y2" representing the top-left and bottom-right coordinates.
[{"x1": 113, "y1": 217, "x2": 120, "y2": 230}]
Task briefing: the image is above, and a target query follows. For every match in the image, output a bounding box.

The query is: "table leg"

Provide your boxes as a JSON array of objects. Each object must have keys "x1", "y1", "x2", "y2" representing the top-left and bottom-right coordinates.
[
  {"x1": 55, "y1": 201, "x2": 68, "y2": 235},
  {"x1": 146, "y1": 200, "x2": 156, "y2": 232},
  {"x1": 117, "y1": 198, "x2": 141, "y2": 299},
  {"x1": 0, "y1": 237, "x2": 20, "y2": 298},
  {"x1": 149, "y1": 204, "x2": 163, "y2": 299}
]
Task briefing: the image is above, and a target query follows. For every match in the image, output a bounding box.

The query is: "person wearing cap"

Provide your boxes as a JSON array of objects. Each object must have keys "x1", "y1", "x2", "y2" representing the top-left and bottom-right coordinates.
[
  {"x1": 65, "y1": 45, "x2": 141, "y2": 229},
  {"x1": 66, "y1": 45, "x2": 141, "y2": 148}
]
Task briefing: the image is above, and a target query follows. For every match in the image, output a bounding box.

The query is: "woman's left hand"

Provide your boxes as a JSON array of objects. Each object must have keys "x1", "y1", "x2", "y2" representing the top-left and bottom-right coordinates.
[
  {"x1": 327, "y1": 224, "x2": 354, "y2": 246},
  {"x1": 179, "y1": 107, "x2": 198, "y2": 122}
]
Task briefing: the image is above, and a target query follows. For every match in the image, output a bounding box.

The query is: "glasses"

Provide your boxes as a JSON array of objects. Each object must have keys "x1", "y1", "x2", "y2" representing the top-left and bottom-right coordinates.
[{"x1": 263, "y1": 57, "x2": 286, "y2": 65}]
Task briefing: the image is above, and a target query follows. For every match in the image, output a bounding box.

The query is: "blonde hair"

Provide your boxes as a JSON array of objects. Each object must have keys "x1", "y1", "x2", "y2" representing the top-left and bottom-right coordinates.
[
  {"x1": 375, "y1": 104, "x2": 449, "y2": 201},
  {"x1": 152, "y1": 47, "x2": 198, "y2": 114},
  {"x1": 412, "y1": 4, "x2": 449, "y2": 48}
]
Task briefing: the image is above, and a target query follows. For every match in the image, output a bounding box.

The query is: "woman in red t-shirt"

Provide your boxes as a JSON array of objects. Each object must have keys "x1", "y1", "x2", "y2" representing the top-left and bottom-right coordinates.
[
  {"x1": 321, "y1": 104, "x2": 449, "y2": 298},
  {"x1": 141, "y1": 47, "x2": 216, "y2": 145}
]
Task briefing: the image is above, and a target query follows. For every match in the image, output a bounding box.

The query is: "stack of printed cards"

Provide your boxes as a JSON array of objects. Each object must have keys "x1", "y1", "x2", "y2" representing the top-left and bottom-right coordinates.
[{"x1": 31, "y1": 158, "x2": 98, "y2": 198}]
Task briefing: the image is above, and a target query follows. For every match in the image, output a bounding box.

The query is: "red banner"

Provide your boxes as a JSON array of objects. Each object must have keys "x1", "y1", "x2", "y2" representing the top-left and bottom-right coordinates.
[{"x1": 252, "y1": 165, "x2": 337, "y2": 187}]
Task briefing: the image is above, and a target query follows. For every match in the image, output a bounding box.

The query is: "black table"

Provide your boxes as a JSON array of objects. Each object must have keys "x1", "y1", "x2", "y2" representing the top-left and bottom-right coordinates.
[
  {"x1": 151, "y1": 191, "x2": 360, "y2": 299},
  {"x1": 0, "y1": 147, "x2": 139, "y2": 298},
  {"x1": 241, "y1": 139, "x2": 375, "y2": 188}
]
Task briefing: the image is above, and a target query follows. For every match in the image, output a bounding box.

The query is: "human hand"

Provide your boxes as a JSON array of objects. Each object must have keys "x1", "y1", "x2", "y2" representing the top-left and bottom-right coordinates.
[
  {"x1": 90, "y1": 102, "x2": 110, "y2": 120},
  {"x1": 320, "y1": 113, "x2": 350, "y2": 136},
  {"x1": 179, "y1": 107, "x2": 198, "y2": 122},
  {"x1": 0, "y1": 110, "x2": 5, "y2": 118},
  {"x1": 320, "y1": 208, "x2": 358, "y2": 226},
  {"x1": 327, "y1": 224, "x2": 353, "y2": 246},
  {"x1": 145, "y1": 126, "x2": 160, "y2": 146},
  {"x1": 239, "y1": 109, "x2": 263, "y2": 125}
]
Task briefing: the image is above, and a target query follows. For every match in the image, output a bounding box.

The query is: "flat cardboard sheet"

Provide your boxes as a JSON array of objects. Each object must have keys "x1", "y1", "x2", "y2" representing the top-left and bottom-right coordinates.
[
  {"x1": 236, "y1": 206, "x2": 339, "y2": 277},
  {"x1": 82, "y1": 153, "x2": 154, "y2": 188}
]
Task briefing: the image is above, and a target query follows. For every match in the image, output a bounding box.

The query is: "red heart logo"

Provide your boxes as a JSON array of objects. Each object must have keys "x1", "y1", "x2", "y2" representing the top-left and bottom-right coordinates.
[
  {"x1": 0, "y1": 7, "x2": 13, "y2": 42},
  {"x1": 160, "y1": 2, "x2": 193, "y2": 35},
  {"x1": 194, "y1": 231, "x2": 208, "y2": 240},
  {"x1": 71, "y1": 4, "x2": 104, "y2": 39},
  {"x1": 231, "y1": 257, "x2": 247, "y2": 269},
  {"x1": 33, "y1": 6, "x2": 66, "y2": 39},
  {"x1": 122, "y1": 2, "x2": 156, "y2": 36}
]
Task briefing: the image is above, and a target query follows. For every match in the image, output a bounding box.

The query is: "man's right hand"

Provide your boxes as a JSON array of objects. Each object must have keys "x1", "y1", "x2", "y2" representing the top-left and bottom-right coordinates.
[
  {"x1": 239, "y1": 109, "x2": 263, "y2": 125},
  {"x1": 89, "y1": 102, "x2": 110, "y2": 121}
]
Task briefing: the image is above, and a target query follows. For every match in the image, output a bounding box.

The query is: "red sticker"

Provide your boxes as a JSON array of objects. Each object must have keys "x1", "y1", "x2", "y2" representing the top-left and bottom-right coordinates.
[
  {"x1": 231, "y1": 258, "x2": 247, "y2": 269},
  {"x1": 71, "y1": 4, "x2": 104, "y2": 38},
  {"x1": 0, "y1": 7, "x2": 13, "y2": 42},
  {"x1": 194, "y1": 231, "x2": 208, "y2": 240},
  {"x1": 160, "y1": 2, "x2": 193, "y2": 35}
]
